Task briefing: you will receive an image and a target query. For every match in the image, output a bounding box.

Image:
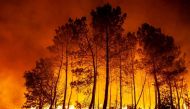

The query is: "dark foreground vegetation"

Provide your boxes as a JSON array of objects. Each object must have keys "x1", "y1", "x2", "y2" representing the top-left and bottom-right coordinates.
[{"x1": 22, "y1": 3, "x2": 189, "y2": 109}]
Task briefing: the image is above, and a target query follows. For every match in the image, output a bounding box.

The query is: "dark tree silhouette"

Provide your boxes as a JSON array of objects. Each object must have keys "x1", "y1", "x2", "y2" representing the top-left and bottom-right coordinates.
[
  {"x1": 61, "y1": 17, "x2": 98, "y2": 109},
  {"x1": 23, "y1": 58, "x2": 56, "y2": 109},
  {"x1": 49, "y1": 17, "x2": 82, "y2": 109},
  {"x1": 74, "y1": 17, "x2": 98, "y2": 109},
  {"x1": 125, "y1": 32, "x2": 138, "y2": 109},
  {"x1": 112, "y1": 32, "x2": 137, "y2": 109},
  {"x1": 137, "y1": 23, "x2": 187, "y2": 109},
  {"x1": 91, "y1": 4, "x2": 126, "y2": 109},
  {"x1": 22, "y1": 4, "x2": 189, "y2": 109},
  {"x1": 161, "y1": 47, "x2": 187, "y2": 109}
]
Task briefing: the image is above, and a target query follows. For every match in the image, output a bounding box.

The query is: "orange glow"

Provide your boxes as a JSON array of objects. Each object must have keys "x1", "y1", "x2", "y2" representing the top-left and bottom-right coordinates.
[{"x1": 0, "y1": 0, "x2": 190, "y2": 109}]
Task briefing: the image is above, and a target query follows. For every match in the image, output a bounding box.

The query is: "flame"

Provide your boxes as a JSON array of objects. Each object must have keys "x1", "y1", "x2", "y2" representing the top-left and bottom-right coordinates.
[
  {"x1": 123, "y1": 106, "x2": 128, "y2": 109},
  {"x1": 183, "y1": 103, "x2": 187, "y2": 109},
  {"x1": 30, "y1": 105, "x2": 75, "y2": 109}
]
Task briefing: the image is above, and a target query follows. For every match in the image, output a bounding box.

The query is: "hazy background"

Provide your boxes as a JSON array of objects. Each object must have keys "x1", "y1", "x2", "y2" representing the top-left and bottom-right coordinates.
[{"x1": 0, "y1": 0, "x2": 190, "y2": 108}]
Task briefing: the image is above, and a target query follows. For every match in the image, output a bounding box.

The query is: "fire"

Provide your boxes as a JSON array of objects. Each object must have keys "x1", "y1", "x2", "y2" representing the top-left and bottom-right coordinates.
[
  {"x1": 30, "y1": 105, "x2": 75, "y2": 109},
  {"x1": 183, "y1": 103, "x2": 187, "y2": 109}
]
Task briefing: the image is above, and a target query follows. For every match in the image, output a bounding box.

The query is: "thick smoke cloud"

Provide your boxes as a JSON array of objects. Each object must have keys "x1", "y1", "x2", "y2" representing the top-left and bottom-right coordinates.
[{"x1": 0, "y1": 0, "x2": 189, "y2": 108}]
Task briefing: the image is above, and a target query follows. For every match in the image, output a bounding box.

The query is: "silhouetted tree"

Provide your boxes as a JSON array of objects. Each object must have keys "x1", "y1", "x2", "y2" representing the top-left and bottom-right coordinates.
[
  {"x1": 126, "y1": 32, "x2": 138, "y2": 109},
  {"x1": 91, "y1": 4, "x2": 126, "y2": 109},
  {"x1": 49, "y1": 17, "x2": 83, "y2": 109},
  {"x1": 137, "y1": 23, "x2": 187, "y2": 109},
  {"x1": 22, "y1": 4, "x2": 190, "y2": 109},
  {"x1": 76, "y1": 17, "x2": 98, "y2": 109},
  {"x1": 63, "y1": 17, "x2": 98, "y2": 109},
  {"x1": 161, "y1": 48, "x2": 187, "y2": 109},
  {"x1": 23, "y1": 58, "x2": 56, "y2": 109}
]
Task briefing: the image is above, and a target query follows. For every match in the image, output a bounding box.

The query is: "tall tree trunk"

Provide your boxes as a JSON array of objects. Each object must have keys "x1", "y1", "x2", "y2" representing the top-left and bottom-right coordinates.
[
  {"x1": 153, "y1": 59, "x2": 161, "y2": 109},
  {"x1": 136, "y1": 72, "x2": 147, "y2": 107},
  {"x1": 95, "y1": 45, "x2": 98, "y2": 109},
  {"x1": 68, "y1": 76, "x2": 73, "y2": 109},
  {"x1": 98, "y1": 83, "x2": 100, "y2": 109},
  {"x1": 96, "y1": 50, "x2": 99, "y2": 109},
  {"x1": 115, "y1": 77, "x2": 118, "y2": 109},
  {"x1": 131, "y1": 50, "x2": 136, "y2": 109},
  {"x1": 103, "y1": 27, "x2": 109, "y2": 109},
  {"x1": 98, "y1": 81, "x2": 100, "y2": 109},
  {"x1": 179, "y1": 79, "x2": 184, "y2": 103},
  {"x1": 63, "y1": 44, "x2": 68, "y2": 109},
  {"x1": 50, "y1": 45, "x2": 64, "y2": 109},
  {"x1": 109, "y1": 77, "x2": 112, "y2": 108},
  {"x1": 148, "y1": 79, "x2": 151, "y2": 109},
  {"x1": 67, "y1": 87, "x2": 72, "y2": 109},
  {"x1": 153, "y1": 72, "x2": 161, "y2": 109},
  {"x1": 88, "y1": 35, "x2": 97, "y2": 109},
  {"x1": 49, "y1": 98, "x2": 53, "y2": 109},
  {"x1": 119, "y1": 55, "x2": 122, "y2": 109},
  {"x1": 169, "y1": 81, "x2": 174, "y2": 109},
  {"x1": 142, "y1": 83, "x2": 145, "y2": 109},
  {"x1": 55, "y1": 98, "x2": 57, "y2": 109},
  {"x1": 131, "y1": 78, "x2": 133, "y2": 109},
  {"x1": 132, "y1": 72, "x2": 136, "y2": 109},
  {"x1": 154, "y1": 84, "x2": 158, "y2": 109},
  {"x1": 141, "y1": 73, "x2": 146, "y2": 109},
  {"x1": 174, "y1": 81, "x2": 180, "y2": 109},
  {"x1": 89, "y1": 59, "x2": 97, "y2": 109}
]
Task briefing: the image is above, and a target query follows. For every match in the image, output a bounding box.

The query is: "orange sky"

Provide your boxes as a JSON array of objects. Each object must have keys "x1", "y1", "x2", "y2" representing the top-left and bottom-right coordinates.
[{"x1": 0, "y1": 0, "x2": 190, "y2": 108}]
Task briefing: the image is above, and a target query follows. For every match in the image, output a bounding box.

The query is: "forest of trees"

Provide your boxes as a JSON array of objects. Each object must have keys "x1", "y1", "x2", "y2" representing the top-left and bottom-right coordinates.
[{"x1": 22, "y1": 4, "x2": 189, "y2": 109}]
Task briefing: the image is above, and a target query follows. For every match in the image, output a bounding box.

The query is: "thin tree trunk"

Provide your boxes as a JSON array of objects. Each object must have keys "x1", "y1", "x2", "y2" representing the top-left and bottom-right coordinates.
[
  {"x1": 55, "y1": 98, "x2": 57, "y2": 109},
  {"x1": 63, "y1": 44, "x2": 68, "y2": 109},
  {"x1": 50, "y1": 45, "x2": 64, "y2": 109},
  {"x1": 169, "y1": 81, "x2": 174, "y2": 109},
  {"x1": 136, "y1": 72, "x2": 147, "y2": 106},
  {"x1": 179, "y1": 79, "x2": 184, "y2": 103},
  {"x1": 142, "y1": 74, "x2": 146, "y2": 109},
  {"x1": 109, "y1": 78, "x2": 112, "y2": 108},
  {"x1": 103, "y1": 27, "x2": 109, "y2": 109},
  {"x1": 131, "y1": 50, "x2": 136, "y2": 109},
  {"x1": 98, "y1": 82, "x2": 100, "y2": 109},
  {"x1": 119, "y1": 55, "x2": 122, "y2": 109},
  {"x1": 68, "y1": 76, "x2": 73, "y2": 109},
  {"x1": 67, "y1": 87, "x2": 72, "y2": 109},
  {"x1": 115, "y1": 77, "x2": 118, "y2": 109},
  {"x1": 49, "y1": 97, "x2": 53, "y2": 109},
  {"x1": 131, "y1": 78, "x2": 133, "y2": 109},
  {"x1": 153, "y1": 59, "x2": 161, "y2": 109},
  {"x1": 89, "y1": 59, "x2": 97, "y2": 109},
  {"x1": 132, "y1": 72, "x2": 136, "y2": 109},
  {"x1": 96, "y1": 49, "x2": 99, "y2": 109},
  {"x1": 142, "y1": 83, "x2": 145, "y2": 109},
  {"x1": 148, "y1": 79, "x2": 151, "y2": 109},
  {"x1": 153, "y1": 72, "x2": 161, "y2": 109},
  {"x1": 174, "y1": 81, "x2": 180, "y2": 109},
  {"x1": 87, "y1": 35, "x2": 97, "y2": 109},
  {"x1": 154, "y1": 84, "x2": 157, "y2": 109}
]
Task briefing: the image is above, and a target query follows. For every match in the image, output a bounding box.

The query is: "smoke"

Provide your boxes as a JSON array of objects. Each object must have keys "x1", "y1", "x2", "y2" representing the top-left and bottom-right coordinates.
[{"x1": 0, "y1": 0, "x2": 189, "y2": 108}]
